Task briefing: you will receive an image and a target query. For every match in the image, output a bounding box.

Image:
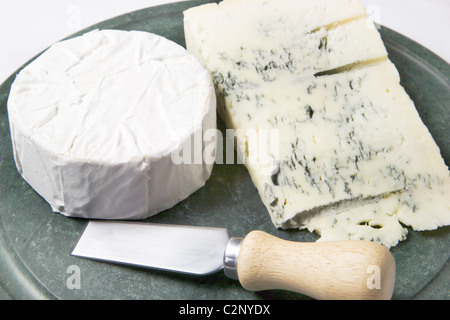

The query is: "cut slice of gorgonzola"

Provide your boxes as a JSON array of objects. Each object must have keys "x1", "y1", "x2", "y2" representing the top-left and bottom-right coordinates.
[{"x1": 184, "y1": 0, "x2": 450, "y2": 247}]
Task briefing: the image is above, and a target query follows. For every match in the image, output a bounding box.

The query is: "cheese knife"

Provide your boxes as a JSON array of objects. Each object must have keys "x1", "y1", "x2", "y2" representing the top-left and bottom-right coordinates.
[{"x1": 71, "y1": 220, "x2": 395, "y2": 300}]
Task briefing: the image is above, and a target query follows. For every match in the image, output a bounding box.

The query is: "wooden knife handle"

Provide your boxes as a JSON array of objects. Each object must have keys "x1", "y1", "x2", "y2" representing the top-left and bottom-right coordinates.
[{"x1": 237, "y1": 231, "x2": 395, "y2": 300}]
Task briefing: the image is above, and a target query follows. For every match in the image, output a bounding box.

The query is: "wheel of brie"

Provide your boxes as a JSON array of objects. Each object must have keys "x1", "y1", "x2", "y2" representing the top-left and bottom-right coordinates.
[{"x1": 7, "y1": 29, "x2": 216, "y2": 219}]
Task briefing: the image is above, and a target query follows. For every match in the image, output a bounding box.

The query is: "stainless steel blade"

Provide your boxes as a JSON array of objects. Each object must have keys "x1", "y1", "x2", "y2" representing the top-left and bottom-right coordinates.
[{"x1": 71, "y1": 221, "x2": 230, "y2": 275}]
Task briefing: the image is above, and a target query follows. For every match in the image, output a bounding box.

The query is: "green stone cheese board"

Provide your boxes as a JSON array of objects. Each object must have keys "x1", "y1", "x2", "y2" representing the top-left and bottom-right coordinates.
[{"x1": 0, "y1": 0, "x2": 448, "y2": 300}]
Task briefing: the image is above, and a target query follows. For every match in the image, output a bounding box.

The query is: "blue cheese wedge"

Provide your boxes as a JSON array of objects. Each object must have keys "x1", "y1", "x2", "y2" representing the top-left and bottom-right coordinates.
[
  {"x1": 302, "y1": 61, "x2": 450, "y2": 248},
  {"x1": 184, "y1": 0, "x2": 450, "y2": 247},
  {"x1": 7, "y1": 29, "x2": 216, "y2": 219}
]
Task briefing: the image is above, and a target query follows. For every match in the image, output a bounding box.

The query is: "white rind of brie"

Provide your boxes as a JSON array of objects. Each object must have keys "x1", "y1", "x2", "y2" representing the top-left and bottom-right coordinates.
[{"x1": 7, "y1": 29, "x2": 216, "y2": 219}]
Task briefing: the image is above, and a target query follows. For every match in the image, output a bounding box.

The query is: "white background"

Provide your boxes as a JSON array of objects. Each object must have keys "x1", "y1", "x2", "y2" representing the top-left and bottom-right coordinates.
[{"x1": 0, "y1": 0, "x2": 449, "y2": 85}]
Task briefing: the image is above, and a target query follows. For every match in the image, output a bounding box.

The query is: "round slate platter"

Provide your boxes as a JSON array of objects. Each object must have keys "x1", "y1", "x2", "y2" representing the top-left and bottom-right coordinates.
[{"x1": 0, "y1": 0, "x2": 449, "y2": 300}]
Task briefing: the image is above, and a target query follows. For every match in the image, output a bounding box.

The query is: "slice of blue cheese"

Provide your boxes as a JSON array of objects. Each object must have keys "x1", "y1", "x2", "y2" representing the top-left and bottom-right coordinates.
[
  {"x1": 302, "y1": 61, "x2": 450, "y2": 248},
  {"x1": 184, "y1": 0, "x2": 450, "y2": 247}
]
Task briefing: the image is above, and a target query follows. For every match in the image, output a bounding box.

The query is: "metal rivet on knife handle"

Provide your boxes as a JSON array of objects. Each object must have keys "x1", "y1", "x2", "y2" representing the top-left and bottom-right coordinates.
[{"x1": 235, "y1": 230, "x2": 396, "y2": 300}]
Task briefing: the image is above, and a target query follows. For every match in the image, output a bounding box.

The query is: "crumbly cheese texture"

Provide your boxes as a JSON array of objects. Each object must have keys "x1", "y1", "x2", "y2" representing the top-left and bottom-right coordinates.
[
  {"x1": 184, "y1": 0, "x2": 450, "y2": 248},
  {"x1": 8, "y1": 29, "x2": 216, "y2": 219}
]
